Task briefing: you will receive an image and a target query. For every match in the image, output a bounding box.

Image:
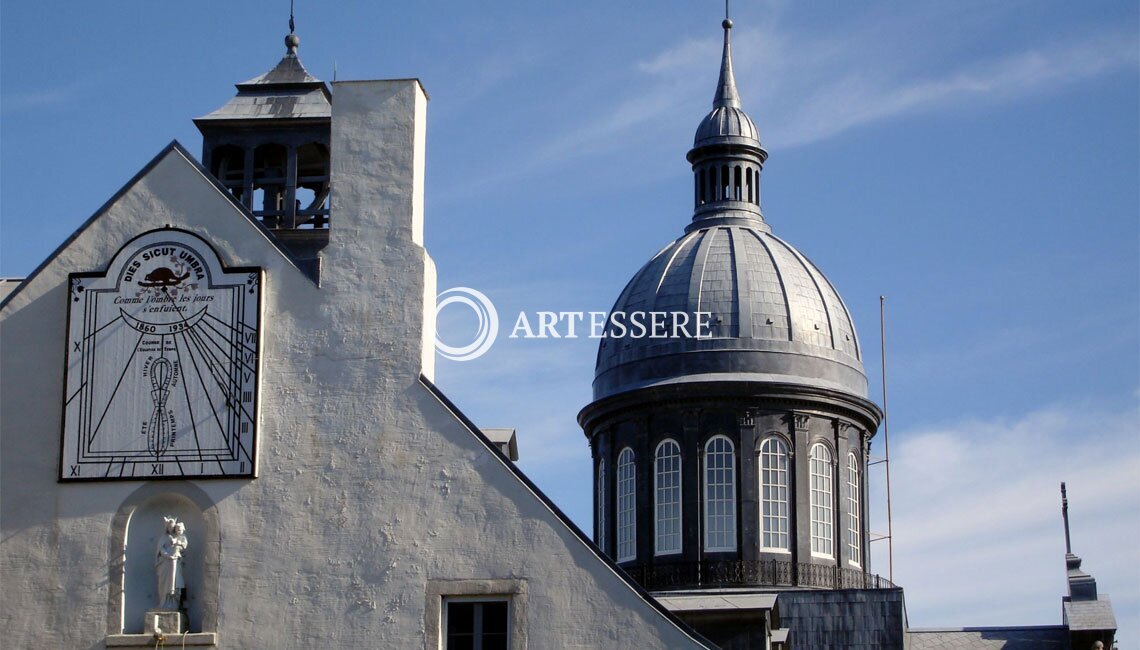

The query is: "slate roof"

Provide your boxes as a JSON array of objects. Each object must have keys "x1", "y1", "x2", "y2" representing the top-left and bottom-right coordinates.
[
  {"x1": 195, "y1": 53, "x2": 331, "y2": 123},
  {"x1": 593, "y1": 224, "x2": 867, "y2": 401},
  {"x1": 1064, "y1": 596, "x2": 1116, "y2": 631},
  {"x1": 654, "y1": 592, "x2": 778, "y2": 613},
  {"x1": 777, "y1": 589, "x2": 907, "y2": 649},
  {"x1": 908, "y1": 626, "x2": 1070, "y2": 649},
  {"x1": 238, "y1": 53, "x2": 322, "y2": 86}
]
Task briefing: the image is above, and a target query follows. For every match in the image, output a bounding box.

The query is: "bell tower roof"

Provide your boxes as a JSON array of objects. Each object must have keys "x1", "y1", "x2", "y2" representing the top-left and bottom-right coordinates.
[
  {"x1": 195, "y1": 30, "x2": 330, "y2": 125},
  {"x1": 236, "y1": 46, "x2": 322, "y2": 88},
  {"x1": 192, "y1": 17, "x2": 333, "y2": 273}
]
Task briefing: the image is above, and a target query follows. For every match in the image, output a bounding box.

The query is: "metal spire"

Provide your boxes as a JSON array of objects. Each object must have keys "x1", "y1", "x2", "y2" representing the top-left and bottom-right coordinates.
[
  {"x1": 713, "y1": 2, "x2": 742, "y2": 109},
  {"x1": 1061, "y1": 482, "x2": 1073, "y2": 554}
]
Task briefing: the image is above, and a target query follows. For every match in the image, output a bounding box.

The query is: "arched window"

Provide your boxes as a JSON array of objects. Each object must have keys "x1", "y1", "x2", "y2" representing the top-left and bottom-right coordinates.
[
  {"x1": 720, "y1": 164, "x2": 730, "y2": 201},
  {"x1": 708, "y1": 167, "x2": 718, "y2": 201},
  {"x1": 759, "y1": 437, "x2": 790, "y2": 551},
  {"x1": 704, "y1": 436, "x2": 736, "y2": 552},
  {"x1": 597, "y1": 457, "x2": 607, "y2": 554},
  {"x1": 654, "y1": 440, "x2": 682, "y2": 555},
  {"x1": 810, "y1": 443, "x2": 834, "y2": 558},
  {"x1": 846, "y1": 453, "x2": 861, "y2": 566},
  {"x1": 616, "y1": 448, "x2": 636, "y2": 562},
  {"x1": 745, "y1": 168, "x2": 753, "y2": 204},
  {"x1": 733, "y1": 165, "x2": 743, "y2": 200}
]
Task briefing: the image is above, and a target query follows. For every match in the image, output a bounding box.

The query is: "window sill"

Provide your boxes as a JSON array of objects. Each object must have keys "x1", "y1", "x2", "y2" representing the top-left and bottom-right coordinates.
[
  {"x1": 106, "y1": 633, "x2": 217, "y2": 647},
  {"x1": 759, "y1": 548, "x2": 792, "y2": 554},
  {"x1": 810, "y1": 553, "x2": 835, "y2": 560}
]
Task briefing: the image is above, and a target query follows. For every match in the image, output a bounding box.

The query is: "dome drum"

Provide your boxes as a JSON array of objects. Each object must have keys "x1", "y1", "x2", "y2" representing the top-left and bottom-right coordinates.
[{"x1": 584, "y1": 393, "x2": 885, "y2": 591}]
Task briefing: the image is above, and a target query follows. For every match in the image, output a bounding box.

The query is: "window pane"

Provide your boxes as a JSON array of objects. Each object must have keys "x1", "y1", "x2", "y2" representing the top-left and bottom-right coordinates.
[
  {"x1": 481, "y1": 601, "x2": 508, "y2": 634},
  {"x1": 481, "y1": 601, "x2": 509, "y2": 650},
  {"x1": 446, "y1": 602, "x2": 475, "y2": 650}
]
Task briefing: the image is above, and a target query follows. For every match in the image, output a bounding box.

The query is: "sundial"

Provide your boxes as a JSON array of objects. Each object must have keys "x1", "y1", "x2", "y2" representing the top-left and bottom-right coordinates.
[{"x1": 60, "y1": 228, "x2": 261, "y2": 480}]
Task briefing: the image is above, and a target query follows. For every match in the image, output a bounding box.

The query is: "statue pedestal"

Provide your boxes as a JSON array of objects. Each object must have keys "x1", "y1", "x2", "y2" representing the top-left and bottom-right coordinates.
[{"x1": 144, "y1": 609, "x2": 186, "y2": 635}]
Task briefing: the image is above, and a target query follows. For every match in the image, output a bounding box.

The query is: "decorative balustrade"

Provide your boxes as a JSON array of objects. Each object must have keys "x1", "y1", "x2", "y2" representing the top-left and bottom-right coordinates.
[{"x1": 622, "y1": 559, "x2": 895, "y2": 591}]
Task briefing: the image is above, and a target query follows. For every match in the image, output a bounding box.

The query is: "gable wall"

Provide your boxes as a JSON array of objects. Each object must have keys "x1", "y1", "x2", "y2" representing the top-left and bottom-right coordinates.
[{"x1": 0, "y1": 81, "x2": 708, "y2": 649}]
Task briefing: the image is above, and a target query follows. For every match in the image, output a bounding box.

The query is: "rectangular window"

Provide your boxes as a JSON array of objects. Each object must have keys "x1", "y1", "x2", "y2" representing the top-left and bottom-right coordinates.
[{"x1": 444, "y1": 599, "x2": 510, "y2": 650}]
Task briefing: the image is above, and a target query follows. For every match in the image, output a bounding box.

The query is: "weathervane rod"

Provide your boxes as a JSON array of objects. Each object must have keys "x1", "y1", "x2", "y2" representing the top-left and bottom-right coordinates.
[
  {"x1": 289, "y1": 0, "x2": 296, "y2": 34},
  {"x1": 880, "y1": 295, "x2": 895, "y2": 583}
]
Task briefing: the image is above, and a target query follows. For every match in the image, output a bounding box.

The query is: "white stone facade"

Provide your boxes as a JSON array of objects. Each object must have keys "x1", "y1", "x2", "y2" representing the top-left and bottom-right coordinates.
[{"x1": 0, "y1": 79, "x2": 710, "y2": 649}]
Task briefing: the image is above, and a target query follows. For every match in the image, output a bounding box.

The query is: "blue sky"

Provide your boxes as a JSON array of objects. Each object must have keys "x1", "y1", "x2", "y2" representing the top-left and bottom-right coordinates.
[{"x1": 3, "y1": 0, "x2": 1137, "y2": 643}]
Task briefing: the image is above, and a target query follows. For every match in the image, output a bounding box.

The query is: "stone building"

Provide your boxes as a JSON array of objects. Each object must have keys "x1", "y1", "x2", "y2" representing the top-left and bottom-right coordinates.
[
  {"x1": 0, "y1": 12, "x2": 1119, "y2": 650},
  {"x1": 0, "y1": 32, "x2": 718, "y2": 649}
]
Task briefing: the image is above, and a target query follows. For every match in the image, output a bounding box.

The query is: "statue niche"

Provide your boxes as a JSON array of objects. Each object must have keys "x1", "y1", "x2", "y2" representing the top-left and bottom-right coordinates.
[{"x1": 120, "y1": 494, "x2": 205, "y2": 635}]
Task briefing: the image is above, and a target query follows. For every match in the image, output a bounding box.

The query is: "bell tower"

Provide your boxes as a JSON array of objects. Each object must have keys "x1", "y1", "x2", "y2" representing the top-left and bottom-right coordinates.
[{"x1": 194, "y1": 24, "x2": 331, "y2": 275}]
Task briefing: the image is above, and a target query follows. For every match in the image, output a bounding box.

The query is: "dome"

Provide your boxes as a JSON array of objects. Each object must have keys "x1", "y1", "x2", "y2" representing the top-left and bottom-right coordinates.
[
  {"x1": 591, "y1": 16, "x2": 869, "y2": 405},
  {"x1": 593, "y1": 223, "x2": 867, "y2": 401},
  {"x1": 693, "y1": 105, "x2": 760, "y2": 148}
]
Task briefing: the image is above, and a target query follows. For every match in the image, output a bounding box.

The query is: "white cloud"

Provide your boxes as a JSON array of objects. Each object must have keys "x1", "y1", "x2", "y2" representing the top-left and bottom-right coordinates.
[
  {"x1": 438, "y1": 14, "x2": 1137, "y2": 207},
  {"x1": 766, "y1": 31, "x2": 1139, "y2": 148},
  {"x1": 1, "y1": 77, "x2": 98, "y2": 113},
  {"x1": 549, "y1": 15, "x2": 1138, "y2": 160},
  {"x1": 873, "y1": 399, "x2": 1140, "y2": 642}
]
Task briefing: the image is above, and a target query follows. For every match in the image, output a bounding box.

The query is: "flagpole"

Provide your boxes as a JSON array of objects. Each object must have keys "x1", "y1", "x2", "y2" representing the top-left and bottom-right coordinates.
[{"x1": 880, "y1": 295, "x2": 894, "y2": 583}]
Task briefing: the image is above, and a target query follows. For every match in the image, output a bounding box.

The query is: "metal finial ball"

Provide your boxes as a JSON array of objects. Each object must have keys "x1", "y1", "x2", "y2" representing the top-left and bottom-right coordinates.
[
  {"x1": 722, "y1": 19, "x2": 733, "y2": 29},
  {"x1": 285, "y1": 33, "x2": 301, "y2": 50}
]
